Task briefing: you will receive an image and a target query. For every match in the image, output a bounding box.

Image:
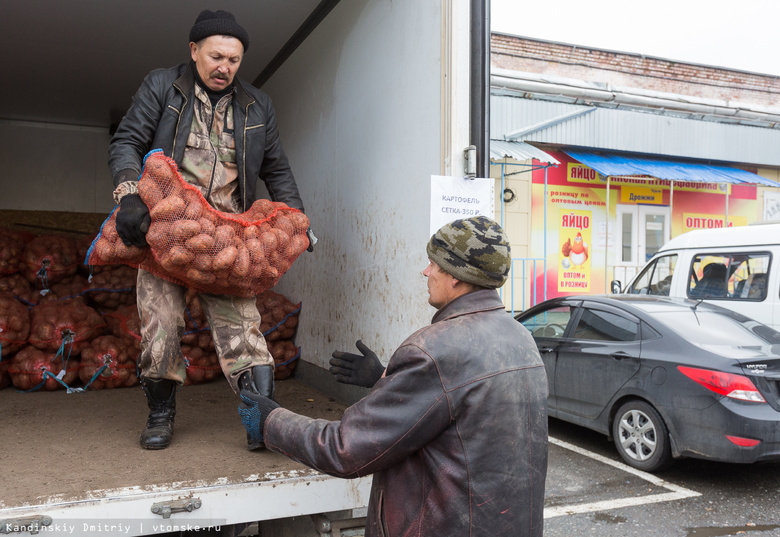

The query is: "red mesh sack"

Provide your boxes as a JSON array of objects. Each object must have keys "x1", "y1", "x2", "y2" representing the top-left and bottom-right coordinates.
[
  {"x1": 0, "y1": 293, "x2": 30, "y2": 357},
  {"x1": 268, "y1": 340, "x2": 300, "y2": 380},
  {"x1": 182, "y1": 345, "x2": 221, "y2": 385},
  {"x1": 37, "y1": 274, "x2": 88, "y2": 304},
  {"x1": 103, "y1": 305, "x2": 141, "y2": 358},
  {"x1": 21, "y1": 235, "x2": 80, "y2": 286},
  {"x1": 76, "y1": 235, "x2": 110, "y2": 277},
  {"x1": 86, "y1": 151, "x2": 310, "y2": 296},
  {"x1": 184, "y1": 289, "x2": 208, "y2": 331},
  {"x1": 0, "y1": 359, "x2": 10, "y2": 390},
  {"x1": 0, "y1": 273, "x2": 38, "y2": 305},
  {"x1": 29, "y1": 299, "x2": 105, "y2": 355},
  {"x1": 79, "y1": 335, "x2": 138, "y2": 389},
  {"x1": 257, "y1": 290, "x2": 301, "y2": 341},
  {"x1": 9, "y1": 346, "x2": 79, "y2": 391},
  {"x1": 0, "y1": 228, "x2": 27, "y2": 275},
  {"x1": 84, "y1": 265, "x2": 137, "y2": 309}
]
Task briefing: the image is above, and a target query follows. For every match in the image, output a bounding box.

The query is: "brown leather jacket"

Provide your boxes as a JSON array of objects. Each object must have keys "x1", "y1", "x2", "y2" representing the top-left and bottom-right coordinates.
[{"x1": 265, "y1": 289, "x2": 548, "y2": 537}]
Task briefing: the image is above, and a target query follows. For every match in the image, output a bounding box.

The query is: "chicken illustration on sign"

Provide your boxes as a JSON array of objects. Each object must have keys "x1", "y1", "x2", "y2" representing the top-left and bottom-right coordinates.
[{"x1": 558, "y1": 210, "x2": 592, "y2": 292}]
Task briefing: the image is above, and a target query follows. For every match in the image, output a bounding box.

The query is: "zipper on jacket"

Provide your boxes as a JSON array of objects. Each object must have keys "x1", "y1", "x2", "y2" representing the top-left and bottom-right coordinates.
[
  {"x1": 171, "y1": 82, "x2": 188, "y2": 158},
  {"x1": 241, "y1": 99, "x2": 256, "y2": 212},
  {"x1": 204, "y1": 99, "x2": 219, "y2": 202}
]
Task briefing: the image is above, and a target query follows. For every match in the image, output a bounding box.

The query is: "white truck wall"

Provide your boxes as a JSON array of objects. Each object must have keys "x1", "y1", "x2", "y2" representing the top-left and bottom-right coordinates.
[
  {"x1": 264, "y1": 0, "x2": 450, "y2": 372},
  {"x1": 0, "y1": 120, "x2": 114, "y2": 213}
]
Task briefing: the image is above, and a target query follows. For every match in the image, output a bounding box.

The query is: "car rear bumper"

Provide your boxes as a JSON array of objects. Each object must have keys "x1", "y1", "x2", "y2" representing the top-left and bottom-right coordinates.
[{"x1": 664, "y1": 398, "x2": 780, "y2": 464}]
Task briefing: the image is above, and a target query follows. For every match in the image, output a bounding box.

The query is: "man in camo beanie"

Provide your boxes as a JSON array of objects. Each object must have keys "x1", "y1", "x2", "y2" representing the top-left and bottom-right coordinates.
[{"x1": 426, "y1": 216, "x2": 511, "y2": 288}]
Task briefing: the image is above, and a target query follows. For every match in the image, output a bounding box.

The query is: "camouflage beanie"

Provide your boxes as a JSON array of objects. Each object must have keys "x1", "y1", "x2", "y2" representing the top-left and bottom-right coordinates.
[{"x1": 426, "y1": 216, "x2": 511, "y2": 289}]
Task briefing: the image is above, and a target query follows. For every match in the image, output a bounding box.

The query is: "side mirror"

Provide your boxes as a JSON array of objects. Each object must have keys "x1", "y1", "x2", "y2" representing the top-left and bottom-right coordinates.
[{"x1": 610, "y1": 280, "x2": 622, "y2": 294}]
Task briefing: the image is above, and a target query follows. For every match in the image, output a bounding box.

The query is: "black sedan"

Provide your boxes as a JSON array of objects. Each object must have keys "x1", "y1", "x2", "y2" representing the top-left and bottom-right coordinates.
[{"x1": 516, "y1": 295, "x2": 780, "y2": 472}]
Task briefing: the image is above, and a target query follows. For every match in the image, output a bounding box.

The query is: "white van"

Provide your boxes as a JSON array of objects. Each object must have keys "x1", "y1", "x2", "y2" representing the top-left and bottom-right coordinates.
[{"x1": 612, "y1": 222, "x2": 780, "y2": 329}]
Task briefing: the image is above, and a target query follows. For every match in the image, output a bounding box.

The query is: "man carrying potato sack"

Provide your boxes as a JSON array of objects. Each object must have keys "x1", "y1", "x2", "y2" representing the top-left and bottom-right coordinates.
[
  {"x1": 239, "y1": 216, "x2": 549, "y2": 537},
  {"x1": 108, "y1": 9, "x2": 315, "y2": 450}
]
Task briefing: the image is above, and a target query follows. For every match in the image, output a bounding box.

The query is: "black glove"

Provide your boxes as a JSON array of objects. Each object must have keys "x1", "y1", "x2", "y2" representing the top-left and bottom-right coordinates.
[
  {"x1": 115, "y1": 194, "x2": 150, "y2": 248},
  {"x1": 238, "y1": 389, "x2": 281, "y2": 447},
  {"x1": 329, "y1": 340, "x2": 385, "y2": 388},
  {"x1": 306, "y1": 227, "x2": 318, "y2": 252}
]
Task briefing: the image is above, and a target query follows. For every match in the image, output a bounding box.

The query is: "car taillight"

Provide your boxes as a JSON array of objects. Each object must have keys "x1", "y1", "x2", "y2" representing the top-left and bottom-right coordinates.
[
  {"x1": 725, "y1": 435, "x2": 761, "y2": 447},
  {"x1": 677, "y1": 366, "x2": 766, "y2": 403}
]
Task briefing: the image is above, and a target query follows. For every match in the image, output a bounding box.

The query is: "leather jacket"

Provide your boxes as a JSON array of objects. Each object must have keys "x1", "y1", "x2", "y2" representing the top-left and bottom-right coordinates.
[
  {"x1": 265, "y1": 289, "x2": 549, "y2": 537},
  {"x1": 108, "y1": 62, "x2": 304, "y2": 212}
]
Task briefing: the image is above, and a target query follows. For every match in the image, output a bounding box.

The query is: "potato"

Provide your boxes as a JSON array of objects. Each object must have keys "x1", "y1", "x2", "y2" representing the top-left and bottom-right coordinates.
[
  {"x1": 150, "y1": 196, "x2": 186, "y2": 219},
  {"x1": 186, "y1": 233, "x2": 216, "y2": 253},
  {"x1": 214, "y1": 225, "x2": 236, "y2": 245},
  {"x1": 213, "y1": 246, "x2": 238, "y2": 271},
  {"x1": 232, "y1": 246, "x2": 250, "y2": 278},
  {"x1": 172, "y1": 219, "x2": 201, "y2": 240}
]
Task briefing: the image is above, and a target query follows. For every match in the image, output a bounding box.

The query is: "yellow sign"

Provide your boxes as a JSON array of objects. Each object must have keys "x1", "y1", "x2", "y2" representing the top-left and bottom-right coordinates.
[
  {"x1": 567, "y1": 163, "x2": 731, "y2": 194},
  {"x1": 682, "y1": 213, "x2": 748, "y2": 233},
  {"x1": 620, "y1": 186, "x2": 663, "y2": 205},
  {"x1": 558, "y1": 209, "x2": 592, "y2": 292}
]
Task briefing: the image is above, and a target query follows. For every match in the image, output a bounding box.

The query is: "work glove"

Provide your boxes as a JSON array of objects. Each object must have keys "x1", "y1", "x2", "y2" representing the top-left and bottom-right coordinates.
[
  {"x1": 115, "y1": 193, "x2": 151, "y2": 248},
  {"x1": 329, "y1": 340, "x2": 385, "y2": 388},
  {"x1": 238, "y1": 389, "x2": 281, "y2": 448},
  {"x1": 306, "y1": 227, "x2": 318, "y2": 252}
]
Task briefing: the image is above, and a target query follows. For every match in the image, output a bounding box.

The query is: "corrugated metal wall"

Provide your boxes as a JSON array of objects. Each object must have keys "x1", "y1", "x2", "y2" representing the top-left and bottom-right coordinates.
[{"x1": 491, "y1": 94, "x2": 780, "y2": 167}]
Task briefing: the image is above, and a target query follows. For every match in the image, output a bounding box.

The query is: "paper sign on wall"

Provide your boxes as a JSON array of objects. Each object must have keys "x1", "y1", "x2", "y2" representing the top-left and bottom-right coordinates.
[{"x1": 430, "y1": 175, "x2": 494, "y2": 236}]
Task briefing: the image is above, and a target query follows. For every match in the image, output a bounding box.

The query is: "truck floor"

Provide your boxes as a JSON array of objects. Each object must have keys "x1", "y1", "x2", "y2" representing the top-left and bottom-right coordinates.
[{"x1": 0, "y1": 378, "x2": 347, "y2": 509}]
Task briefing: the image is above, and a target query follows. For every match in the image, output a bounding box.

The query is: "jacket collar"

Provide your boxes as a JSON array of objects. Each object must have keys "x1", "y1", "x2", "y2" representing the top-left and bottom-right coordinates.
[
  {"x1": 431, "y1": 288, "x2": 505, "y2": 324},
  {"x1": 174, "y1": 62, "x2": 254, "y2": 108}
]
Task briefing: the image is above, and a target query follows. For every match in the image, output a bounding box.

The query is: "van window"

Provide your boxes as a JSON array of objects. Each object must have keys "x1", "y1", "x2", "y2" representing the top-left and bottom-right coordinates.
[
  {"x1": 627, "y1": 254, "x2": 677, "y2": 296},
  {"x1": 688, "y1": 253, "x2": 771, "y2": 300}
]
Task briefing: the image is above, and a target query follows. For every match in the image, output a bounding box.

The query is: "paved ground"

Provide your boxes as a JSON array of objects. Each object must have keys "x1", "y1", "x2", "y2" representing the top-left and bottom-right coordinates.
[{"x1": 543, "y1": 418, "x2": 780, "y2": 537}]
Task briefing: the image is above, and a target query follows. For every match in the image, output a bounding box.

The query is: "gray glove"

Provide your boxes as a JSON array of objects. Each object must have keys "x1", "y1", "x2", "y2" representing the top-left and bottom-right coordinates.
[{"x1": 329, "y1": 340, "x2": 385, "y2": 388}]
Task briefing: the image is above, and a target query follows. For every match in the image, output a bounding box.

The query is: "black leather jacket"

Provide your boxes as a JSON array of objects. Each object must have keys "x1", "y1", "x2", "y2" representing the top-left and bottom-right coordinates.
[
  {"x1": 108, "y1": 62, "x2": 303, "y2": 212},
  {"x1": 265, "y1": 289, "x2": 549, "y2": 537}
]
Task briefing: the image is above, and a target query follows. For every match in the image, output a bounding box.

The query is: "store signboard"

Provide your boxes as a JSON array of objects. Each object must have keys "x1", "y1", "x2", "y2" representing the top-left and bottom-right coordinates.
[
  {"x1": 681, "y1": 212, "x2": 748, "y2": 233},
  {"x1": 620, "y1": 186, "x2": 663, "y2": 205},
  {"x1": 558, "y1": 209, "x2": 592, "y2": 292},
  {"x1": 567, "y1": 163, "x2": 731, "y2": 194}
]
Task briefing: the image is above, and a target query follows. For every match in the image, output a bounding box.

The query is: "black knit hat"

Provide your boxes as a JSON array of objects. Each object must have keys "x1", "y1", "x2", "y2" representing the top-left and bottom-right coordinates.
[{"x1": 189, "y1": 9, "x2": 250, "y2": 52}]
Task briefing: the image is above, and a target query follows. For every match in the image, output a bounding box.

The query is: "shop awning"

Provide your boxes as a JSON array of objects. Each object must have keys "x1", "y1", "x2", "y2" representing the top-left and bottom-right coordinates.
[
  {"x1": 564, "y1": 149, "x2": 780, "y2": 187},
  {"x1": 491, "y1": 140, "x2": 560, "y2": 165}
]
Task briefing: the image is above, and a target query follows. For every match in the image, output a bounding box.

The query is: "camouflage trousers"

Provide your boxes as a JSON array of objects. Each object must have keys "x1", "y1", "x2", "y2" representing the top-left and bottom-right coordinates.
[{"x1": 136, "y1": 269, "x2": 273, "y2": 394}]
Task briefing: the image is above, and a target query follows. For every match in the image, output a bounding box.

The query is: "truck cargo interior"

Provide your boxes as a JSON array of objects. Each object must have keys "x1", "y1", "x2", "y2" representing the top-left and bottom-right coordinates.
[{"x1": 0, "y1": 1, "x2": 489, "y2": 534}]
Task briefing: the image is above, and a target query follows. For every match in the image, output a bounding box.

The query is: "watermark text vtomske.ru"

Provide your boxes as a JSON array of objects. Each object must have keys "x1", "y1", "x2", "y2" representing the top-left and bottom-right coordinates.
[{"x1": 2, "y1": 520, "x2": 224, "y2": 535}]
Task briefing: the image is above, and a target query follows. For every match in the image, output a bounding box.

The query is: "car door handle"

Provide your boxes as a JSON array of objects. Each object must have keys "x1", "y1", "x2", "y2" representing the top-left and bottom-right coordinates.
[
  {"x1": 538, "y1": 346, "x2": 555, "y2": 354},
  {"x1": 610, "y1": 351, "x2": 633, "y2": 360}
]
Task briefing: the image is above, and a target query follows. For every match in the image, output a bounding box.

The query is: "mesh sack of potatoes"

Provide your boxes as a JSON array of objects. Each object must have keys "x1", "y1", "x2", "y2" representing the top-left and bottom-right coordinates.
[
  {"x1": 22, "y1": 234, "x2": 80, "y2": 287},
  {"x1": 9, "y1": 345, "x2": 80, "y2": 391},
  {"x1": 78, "y1": 335, "x2": 138, "y2": 390},
  {"x1": 28, "y1": 299, "x2": 105, "y2": 355},
  {"x1": 87, "y1": 151, "x2": 310, "y2": 297},
  {"x1": 0, "y1": 292, "x2": 30, "y2": 357}
]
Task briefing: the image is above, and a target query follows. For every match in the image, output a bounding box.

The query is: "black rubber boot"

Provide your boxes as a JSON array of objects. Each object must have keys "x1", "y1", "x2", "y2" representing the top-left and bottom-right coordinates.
[
  {"x1": 140, "y1": 378, "x2": 177, "y2": 450},
  {"x1": 238, "y1": 364, "x2": 275, "y2": 450}
]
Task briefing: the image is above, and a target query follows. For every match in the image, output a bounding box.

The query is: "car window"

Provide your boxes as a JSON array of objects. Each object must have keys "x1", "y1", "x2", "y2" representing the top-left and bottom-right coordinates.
[
  {"x1": 521, "y1": 306, "x2": 574, "y2": 339},
  {"x1": 627, "y1": 254, "x2": 677, "y2": 296},
  {"x1": 688, "y1": 252, "x2": 771, "y2": 300},
  {"x1": 573, "y1": 308, "x2": 640, "y2": 342}
]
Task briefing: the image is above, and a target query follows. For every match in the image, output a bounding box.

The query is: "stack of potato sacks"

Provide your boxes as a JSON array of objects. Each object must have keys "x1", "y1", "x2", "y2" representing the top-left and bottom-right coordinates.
[{"x1": 0, "y1": 227, "x2": 301, "y2": 392}]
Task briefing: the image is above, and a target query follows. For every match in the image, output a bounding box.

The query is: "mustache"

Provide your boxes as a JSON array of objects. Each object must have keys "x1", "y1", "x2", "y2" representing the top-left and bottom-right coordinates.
[{"x1": 210, "y1": 72, "x2": 229, "y2": 80}]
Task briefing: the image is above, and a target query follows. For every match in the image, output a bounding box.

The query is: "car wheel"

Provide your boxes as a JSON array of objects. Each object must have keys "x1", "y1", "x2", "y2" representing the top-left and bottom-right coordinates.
[{"x1": 612, "y1": 400, "x2": 672, "y2": 472}]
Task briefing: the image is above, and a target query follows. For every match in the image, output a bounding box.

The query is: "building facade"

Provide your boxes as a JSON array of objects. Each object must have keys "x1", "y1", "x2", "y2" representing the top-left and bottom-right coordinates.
[{"x1": 490, "y1": 33, "x2": 780, "y2": 312}]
